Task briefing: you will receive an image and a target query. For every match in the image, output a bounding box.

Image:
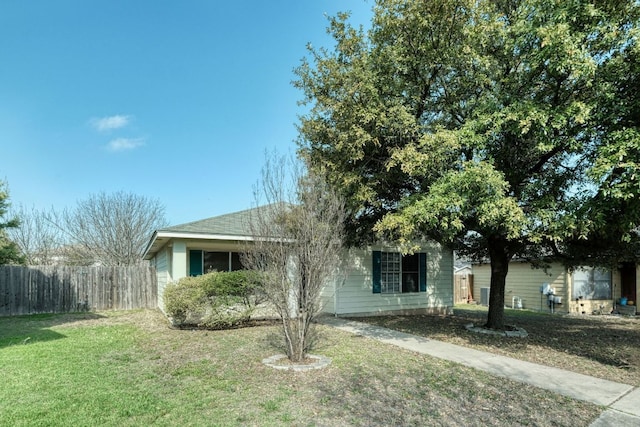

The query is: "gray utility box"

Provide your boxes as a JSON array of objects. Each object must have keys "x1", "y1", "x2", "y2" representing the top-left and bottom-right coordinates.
[{"x1": 480, "y1": 287, "x2": 490, "y2": 306}]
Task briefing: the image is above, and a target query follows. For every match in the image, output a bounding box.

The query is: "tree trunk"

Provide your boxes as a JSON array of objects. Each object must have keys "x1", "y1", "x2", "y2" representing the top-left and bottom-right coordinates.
[{"x1": 485, "y1": 239, "x2": 511, "y2": 330}]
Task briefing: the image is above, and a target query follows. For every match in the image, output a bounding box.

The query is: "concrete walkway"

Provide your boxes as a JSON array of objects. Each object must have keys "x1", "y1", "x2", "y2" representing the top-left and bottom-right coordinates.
[{"x1": 318, "y1": 316, "x2": 640, "y2": 426}]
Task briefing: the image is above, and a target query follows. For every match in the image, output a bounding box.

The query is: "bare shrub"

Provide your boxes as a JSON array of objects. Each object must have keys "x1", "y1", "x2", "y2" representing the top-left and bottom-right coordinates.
[{"x1": 242, "y1": 153, "x2": 345, "y2": 362}]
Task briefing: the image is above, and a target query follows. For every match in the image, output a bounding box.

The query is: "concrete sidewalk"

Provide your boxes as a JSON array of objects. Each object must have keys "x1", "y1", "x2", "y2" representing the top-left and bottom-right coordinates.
[{"x1": 318, "y1": 316, "x2": 640, "y2": 426}]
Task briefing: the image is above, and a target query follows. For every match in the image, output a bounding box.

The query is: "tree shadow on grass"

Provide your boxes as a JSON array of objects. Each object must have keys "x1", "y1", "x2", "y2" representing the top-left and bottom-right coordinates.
[
  {"x1": 0, "y1": 312, "x2": 105, "y2": 349},
  {"x1": 308, "y1": 351, "x2": 598, "y2": 427},
  {"x1": 355, "y1": 308, "x2": 640, "y2": 376}
]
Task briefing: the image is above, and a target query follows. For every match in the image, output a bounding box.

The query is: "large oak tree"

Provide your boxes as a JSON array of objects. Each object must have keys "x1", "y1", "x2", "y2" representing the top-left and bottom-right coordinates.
[{"x1": 295, "y1": 0, "x2": 640, "y2": 329}]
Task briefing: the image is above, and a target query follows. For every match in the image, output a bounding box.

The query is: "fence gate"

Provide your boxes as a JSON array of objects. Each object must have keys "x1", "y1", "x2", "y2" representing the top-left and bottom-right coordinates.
[{"x1": 454, "y1": 273, "x2": 473, "y2": 304}]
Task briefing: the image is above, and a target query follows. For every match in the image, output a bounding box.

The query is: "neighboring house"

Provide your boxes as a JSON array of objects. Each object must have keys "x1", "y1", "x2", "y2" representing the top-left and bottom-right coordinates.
[
  {"x1": 455, "y1": 265, "x2": 472, "y2": 276},
  {"x1": 472, "y1": 261, "x2": 639, "y2": 314},
  {"x1": 143, "y1": 205, "x2": 454, "y2": 316}
]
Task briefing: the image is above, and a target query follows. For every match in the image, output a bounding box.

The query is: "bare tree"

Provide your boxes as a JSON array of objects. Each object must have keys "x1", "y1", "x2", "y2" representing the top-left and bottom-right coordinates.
[
  {"x1": 54, "y1": 191, "x2": 168, "y2": 266},
  {"x1": 243, "y1": 154, "x2": 346, "y2": 362},
  {"x1": 7, "y1": 205, "x2": 64, "y2": 265}
]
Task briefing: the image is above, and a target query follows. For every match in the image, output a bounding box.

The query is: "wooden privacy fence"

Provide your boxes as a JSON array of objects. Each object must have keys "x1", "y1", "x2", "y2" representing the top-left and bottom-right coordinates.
[{"x1": 0, "y1": 265, "x2": 157, "y2": 316}]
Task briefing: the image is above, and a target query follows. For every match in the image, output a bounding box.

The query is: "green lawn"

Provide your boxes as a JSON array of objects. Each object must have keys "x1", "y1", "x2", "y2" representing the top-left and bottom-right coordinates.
[{"x1": 0, "y1": 310, "x2": 601, "y2": 426}]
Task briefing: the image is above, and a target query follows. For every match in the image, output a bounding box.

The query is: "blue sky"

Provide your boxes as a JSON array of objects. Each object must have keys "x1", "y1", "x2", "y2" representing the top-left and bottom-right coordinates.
[{"x1": 1, "y1": 1, "x2": 373, "y2": 226}]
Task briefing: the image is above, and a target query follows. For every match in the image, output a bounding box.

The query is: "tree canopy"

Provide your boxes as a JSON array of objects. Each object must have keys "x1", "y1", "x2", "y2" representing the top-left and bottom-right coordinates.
[{"x1": 295, "y1": 0, "x2": 640, "y2": 329}]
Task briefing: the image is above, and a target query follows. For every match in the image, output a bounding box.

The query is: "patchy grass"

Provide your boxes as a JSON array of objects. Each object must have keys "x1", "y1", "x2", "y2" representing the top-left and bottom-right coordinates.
[
  {"x1": 357, "y1": 305, "x2": 640, "y2": 387},
  {"x1": 0, "y1": 309, "x2": 601, "y2": 426}
]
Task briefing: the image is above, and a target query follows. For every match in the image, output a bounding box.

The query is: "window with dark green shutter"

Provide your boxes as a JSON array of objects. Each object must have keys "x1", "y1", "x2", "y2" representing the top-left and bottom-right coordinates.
[
  {"x1": 419, "y1": 253, "x2": 427, "y2": 292},
  {"x1": 372, "y1": 251, "x2": 382, "y2": 293}
]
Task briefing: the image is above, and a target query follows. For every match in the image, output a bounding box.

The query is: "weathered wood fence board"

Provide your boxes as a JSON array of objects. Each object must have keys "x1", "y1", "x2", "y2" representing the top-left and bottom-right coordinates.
[
  {"x1": 454, "y1": 273, "x2": 474, "y2": 304},
  {"x1": 0, "y1": 265, "x2": 157, "y2": 316}
]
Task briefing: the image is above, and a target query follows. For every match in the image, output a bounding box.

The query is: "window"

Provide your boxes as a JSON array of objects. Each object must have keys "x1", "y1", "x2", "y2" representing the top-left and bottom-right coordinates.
[
  {"x1": 190, "y1": 250, "x2": 244, "y2": 276},
  {"x1": 402, "y1": 253, "x2": 419, "y2": 293},
  {"x1": 374, "y1": 251, "x2": 425, "y2": 294},
  {"x1": 381, "y1": 252, "x2": 401, "y2": 293},
  {"x1": 572, "y1": 267, "x2": 612, "y2": 300},
  {"x1": 204, "y1": 251, "x2": 243, "y2": 273}
]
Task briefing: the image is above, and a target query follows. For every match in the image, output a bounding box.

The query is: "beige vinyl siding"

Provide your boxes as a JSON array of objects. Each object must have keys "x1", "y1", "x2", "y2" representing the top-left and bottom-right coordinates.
[
  {"x1": 472, "y1": 262, "x2": 623, "y2": 314},
  {"x1": 473, "y1": 262, "x2": 567, "y2": 312},
  {"x1": 471, "y1": 264, "x2": 491, "y2": 304},
  {"x1": 508, "y1": 262, "x2": 566, "y2": 312},
  {"x1": 324, "y1": 243, "x2": 454, "y2": 316}
]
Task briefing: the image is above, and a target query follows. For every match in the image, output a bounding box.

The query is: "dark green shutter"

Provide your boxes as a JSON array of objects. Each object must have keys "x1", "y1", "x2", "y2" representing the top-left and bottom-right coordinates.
[
  {"x1": 189, "y1": 250, "x2": 203, "y2": 276},
  {"x1": 372, "y1": 251, "x2": 381, "y2": 293},
  {"x1": 419, "y1": 253, "x2": 427, "y2": 292}
]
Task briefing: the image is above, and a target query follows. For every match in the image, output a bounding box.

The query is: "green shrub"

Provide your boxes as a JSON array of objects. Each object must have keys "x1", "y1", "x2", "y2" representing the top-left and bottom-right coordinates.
[
  {"x1": 163, "y1": 276, "x2": 207, "y2": 325},
  {"x1": 163, "y1": 271, "x2": 265, "y2": 329}
]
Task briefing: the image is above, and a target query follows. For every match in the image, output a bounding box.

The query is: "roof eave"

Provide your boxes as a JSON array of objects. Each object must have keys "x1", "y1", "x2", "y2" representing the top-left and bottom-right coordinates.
[{"x1": 142, "y1": 230, "x2": 287, "y2": 260}]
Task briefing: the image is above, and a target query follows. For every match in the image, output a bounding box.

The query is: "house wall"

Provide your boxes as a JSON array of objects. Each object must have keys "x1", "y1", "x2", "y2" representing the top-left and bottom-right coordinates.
[
  {"x1": 319, "y1": 264, "x2": 336, "y2": 313},
  {"x1": 151, "y1": 237, "x2": 454, "y2": 317},
  {"x1": 472, "y1": 261, "x2": 623, "y2": 314},
  {"x1": 172, "y1": 241, "x2": 187, "y2": 280},
  {"x1": 324, "y1": 243, "x2": 454, "y2": 317},
  {"x1": 473, "y1": 261, "x2": 566, "y2": 312},
  {"x1": 155, "y1": 247, "x2": 169, "y2": 311}
]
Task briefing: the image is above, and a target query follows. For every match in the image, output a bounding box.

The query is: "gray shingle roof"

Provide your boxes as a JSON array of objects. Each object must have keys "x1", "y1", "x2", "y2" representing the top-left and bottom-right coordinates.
[
  {"x1": 160, "y1": 203, "x2": 286, "y2": 237},
  {"x1": 143, "y1": 203, "x2": 292, "y2": 260}
]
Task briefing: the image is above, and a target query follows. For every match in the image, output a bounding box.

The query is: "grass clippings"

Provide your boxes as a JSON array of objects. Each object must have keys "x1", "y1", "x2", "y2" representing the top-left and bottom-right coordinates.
[{"x1": 0, "y1": 309, "x2": 601, "y2": 426}]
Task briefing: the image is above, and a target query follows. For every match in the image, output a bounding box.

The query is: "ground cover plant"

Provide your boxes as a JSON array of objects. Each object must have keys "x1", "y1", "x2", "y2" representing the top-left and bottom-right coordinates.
[
  {"x1": 0, "y1": 309, "x2": 600, "y2": 426},
  {"x1": 357, "y1": 305, "x2": 640, "y2": 387}
]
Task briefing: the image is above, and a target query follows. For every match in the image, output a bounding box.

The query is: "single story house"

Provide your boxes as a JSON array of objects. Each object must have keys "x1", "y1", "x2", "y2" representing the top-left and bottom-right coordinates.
[
  {"x1": 472, "y1": 261, "x2": 639, "y2": 315},
  {"x1": 143, "y1": 205, "x2": 454, "y2": 317}
]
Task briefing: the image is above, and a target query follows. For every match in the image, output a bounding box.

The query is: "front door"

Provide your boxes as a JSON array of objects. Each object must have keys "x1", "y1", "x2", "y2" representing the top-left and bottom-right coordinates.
[{"x1": 620, "y1": 262, "x2": 637, "y2": 305}]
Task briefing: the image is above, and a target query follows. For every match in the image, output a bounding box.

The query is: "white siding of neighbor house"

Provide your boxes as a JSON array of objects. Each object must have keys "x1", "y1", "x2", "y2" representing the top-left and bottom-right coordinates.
[
  {"x1": 322, "y1": 243, "x2": 454, "y2": 317},
  {"x1": 472, "y1": 261, "x2": 623, "y2": 314}
]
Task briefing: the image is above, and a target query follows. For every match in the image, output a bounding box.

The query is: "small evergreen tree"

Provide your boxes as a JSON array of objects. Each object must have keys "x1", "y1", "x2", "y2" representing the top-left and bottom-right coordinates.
[{"x1": 0, "y1": 180, "x2": 25, "y2": 265}]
